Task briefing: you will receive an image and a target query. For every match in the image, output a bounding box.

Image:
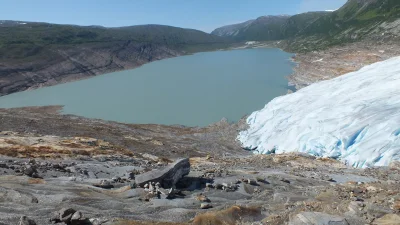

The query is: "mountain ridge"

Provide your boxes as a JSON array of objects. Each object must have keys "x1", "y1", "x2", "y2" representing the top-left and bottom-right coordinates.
[
  {"x1": 0, "y1": 22, "x2": 230, "y2": 96},
  {"x1": 212, "y1": 0, "x2": 400, "y2": 51}
]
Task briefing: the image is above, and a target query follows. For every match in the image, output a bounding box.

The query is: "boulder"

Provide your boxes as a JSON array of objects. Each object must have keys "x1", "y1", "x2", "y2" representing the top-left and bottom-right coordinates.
[
  {"x1": 289, "y1": 212, "x2": 349, "y2": 225},
  {"x1": 200, "y1": 203, "x2": 212, "y2": 209},
  {"x1": 23, "y1": 165, "x2": 38, "y2": 177},
  {"x1": 60, "y1": 208, "x2": 77, "y2": 223},
  {"x1": 19, "y1": 216, "x2": 36, "y2": 225},
  {"x1": 135, "y1": 158, "x2": 190, "y2": 188},
  {"x1": 71, "y1": 211, "x2": 83, "y2": 221}
]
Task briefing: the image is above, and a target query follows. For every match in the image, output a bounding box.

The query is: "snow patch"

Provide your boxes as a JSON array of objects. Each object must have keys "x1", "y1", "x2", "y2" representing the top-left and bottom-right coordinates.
[
  {"x1": 312, "y1": 58, "x2": 324, "y2": 63},
  {"x1": 238, "y1": 56, "x2": 400, "y2": 168},
  {"x1": 245, "y1": 41, "x2": 259, "y2": 45}
]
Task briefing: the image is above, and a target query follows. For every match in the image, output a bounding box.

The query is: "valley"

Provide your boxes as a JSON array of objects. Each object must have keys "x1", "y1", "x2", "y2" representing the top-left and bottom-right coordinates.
[{"x1": 0, "y1": 0, "x2": 400, "y2": 224}]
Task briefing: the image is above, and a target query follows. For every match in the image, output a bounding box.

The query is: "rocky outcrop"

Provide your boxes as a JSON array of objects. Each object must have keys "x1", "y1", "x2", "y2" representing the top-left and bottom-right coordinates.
[
  {"x1": 289, "y1": 212, "x2": 349, "y2": 225},
  {"x1": 0, "y1": 42, "x2": 181, "y2": 96},
  {"x1": 135, "y1": 158, "x2": 190, "y2": 188},
  {"x1": 0, "y1": 187, "x2": 38, "y2": 204}
]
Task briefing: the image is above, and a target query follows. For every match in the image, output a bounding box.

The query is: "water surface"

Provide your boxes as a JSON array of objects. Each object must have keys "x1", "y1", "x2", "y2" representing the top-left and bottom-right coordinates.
[{"x1": 0, "y1": 48, "x2": 294, "y2": 126}]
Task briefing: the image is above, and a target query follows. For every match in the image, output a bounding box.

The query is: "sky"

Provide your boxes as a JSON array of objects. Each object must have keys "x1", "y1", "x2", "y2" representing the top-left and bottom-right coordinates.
[{"x1": 0, "y1": 0, "x2": 347, "y2": 33}]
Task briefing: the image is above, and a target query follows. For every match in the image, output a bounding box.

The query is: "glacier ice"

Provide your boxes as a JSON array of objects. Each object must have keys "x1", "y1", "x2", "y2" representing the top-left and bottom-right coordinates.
[{"x1": 238, "y1": 56, "x2": 400, "y2": 168}]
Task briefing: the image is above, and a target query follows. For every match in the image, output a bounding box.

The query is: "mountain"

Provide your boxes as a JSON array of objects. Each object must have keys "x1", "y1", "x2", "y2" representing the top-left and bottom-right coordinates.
[
  {"x1": 238, "y1": 56, "x2": 400, "y2": 168},
  {"x1": 0, "y1": 21, "x2": 230, "y2": 96},
  {"x1": 211, "y1": 15, "x2": 290, "y2": 41},
  {"x1": 211, "y1": 19, "x2": 255, "y2": 37},
  {"x1": 289, "y1": 0, "x2": 400, "y2": 51},
  {"x1": 211, "y1": 13, "x2": 328, "y2": 41},
  {"x1": 212, "y1": 0, "x2": 400, "y2": 50},
  {"x1": 280, "y1": 12, "x2": 330, "y2": 38}
]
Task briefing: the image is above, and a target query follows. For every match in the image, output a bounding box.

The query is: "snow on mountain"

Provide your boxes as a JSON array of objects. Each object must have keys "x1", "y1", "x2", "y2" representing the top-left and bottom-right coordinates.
[{"x1": 238, "y1": 56, "x2": 400, "y2": 168}]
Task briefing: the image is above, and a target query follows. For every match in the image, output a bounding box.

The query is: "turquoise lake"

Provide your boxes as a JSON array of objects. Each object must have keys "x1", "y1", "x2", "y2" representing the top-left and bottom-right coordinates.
[{"x1": 0, "y1": 48, "x2": 295, "y2": 126}]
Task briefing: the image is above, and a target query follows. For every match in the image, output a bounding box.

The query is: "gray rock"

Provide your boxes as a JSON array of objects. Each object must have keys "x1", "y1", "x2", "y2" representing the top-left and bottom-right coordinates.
[
  {"x1": 93, "y1": 180, "x2": 114, "y2": 189},
  {"x1": 0, "y1": 187, "x2": 38, "y2": 204},
  {"x1": 200, "y1": 203, "x2": 212, "y2": 209},
  {"x1": 59, "y1": 208, "x2": 77, "y2": 222},
  {"x1": 71, "y1": 211, "x2": 83, "y2": 221},
  {"x1": 289, "y1": 212, "x2": 349, "y2": 225},
  {"x1": 19, "y1": 216, "x2": 36, "y2": 225},
  {"x1": 135, "y1": 158, "x2": 190, "y2": 188},
  {"x1": 23, "y1": 165, "x2": 38, "y2": 177}
]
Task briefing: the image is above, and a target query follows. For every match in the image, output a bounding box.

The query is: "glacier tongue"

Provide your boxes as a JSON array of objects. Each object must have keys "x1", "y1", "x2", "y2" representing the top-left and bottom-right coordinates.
[{"x1": 238, "y1": 56, "x2": 400, "y2": 168}]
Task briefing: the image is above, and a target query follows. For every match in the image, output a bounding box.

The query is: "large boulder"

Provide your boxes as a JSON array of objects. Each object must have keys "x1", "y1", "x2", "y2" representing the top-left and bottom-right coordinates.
[
  {"x1": 135, "y1": 158, "x2": 190, "y2": 188},
  {"x1": 289, "y1": 212, "x2": 349, "y2": 225}
]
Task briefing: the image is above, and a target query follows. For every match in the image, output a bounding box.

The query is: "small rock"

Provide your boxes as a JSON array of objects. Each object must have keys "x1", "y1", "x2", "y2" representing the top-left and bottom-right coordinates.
[
  {"x1": 59, "y1": 208, "x2": 77, "y2": 222},
  {"x1": 23, "y1": 165, "x2": 38, "y2": 177},
  {"x1": 214, "y1": 183, "x2": 223, "y2": 189},
  {"x1": 200, "y1": 203, "x2": 212, "y2": 209},
  {"x1": 71, "y1": 211, "x2": 83, "y2": 221},
  {"x1": 19, "y1": 216, "x2": 36, "y2": 225},
  {"x1": 28, "y1": 159, "x2": 36, "y2": 165},
  {"x1": 112, "y1": 176, "x2": 121, "y2": 182},
  {"x1": 196, "y1": 193, "x2": 210, "y2": 202},
  {"x1": 205, "y1": 183, "x2": 214, "y2": 188}
]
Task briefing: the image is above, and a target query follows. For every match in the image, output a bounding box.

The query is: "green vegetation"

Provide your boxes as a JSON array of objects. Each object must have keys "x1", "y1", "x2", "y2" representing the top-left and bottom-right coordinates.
[
  {"x1": 287, "y1": 0, "x2": 400, "y2": 51},
  {"x1": 212, "y1": 0, "x2": 400, "y2": 52},
  {"x1": 0, "y1": 22, "x2": 231, "y2": 61}
]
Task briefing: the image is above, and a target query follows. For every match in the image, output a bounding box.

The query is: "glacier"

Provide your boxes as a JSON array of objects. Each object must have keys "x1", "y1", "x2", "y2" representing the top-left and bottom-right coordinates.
[{"x1": 238, "y1": 56, "x2": 400, "y2": 168}]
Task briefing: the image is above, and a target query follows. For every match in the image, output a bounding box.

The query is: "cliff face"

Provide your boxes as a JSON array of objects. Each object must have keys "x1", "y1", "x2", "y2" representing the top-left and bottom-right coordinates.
[
  {"x1": 0, "y1": 42, "x2": 181, "y2": 95},
  {"x1": 0, "y1": 23, "x2": 229, "y2": 96}
]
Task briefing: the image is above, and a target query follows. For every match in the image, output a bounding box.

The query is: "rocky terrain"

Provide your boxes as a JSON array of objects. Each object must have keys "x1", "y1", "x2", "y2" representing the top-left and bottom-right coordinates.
[
  {"x1": 287, "y1": 41, "x2": 400, "y2": 89},
  {"x1": 0, "y1": 107, "x2": 399, "y2": 224}
]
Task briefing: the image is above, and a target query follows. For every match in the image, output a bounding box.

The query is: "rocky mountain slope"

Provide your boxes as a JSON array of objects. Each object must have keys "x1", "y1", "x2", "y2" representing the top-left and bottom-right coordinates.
[
  {"x1": 211, "y1": 15, "x2": 290, "y2": 41},
  {"x1": 210, "y1": 19, "x2": 255, "y2": 37},
  {"x1": 239, "y1": 56, "x2": 400, "y2": 168},
  {"x1": 288, "y1": 0, "x2": 400, "y2": 51},
  {"x1": 0, "y1": 22, "x2": 230, "y2": 96},
  {"x1": 212, "y1": 0, "x2": 400, "y2": 51}
]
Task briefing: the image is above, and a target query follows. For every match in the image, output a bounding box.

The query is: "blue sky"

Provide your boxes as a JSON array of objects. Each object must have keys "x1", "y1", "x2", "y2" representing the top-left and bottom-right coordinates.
[{"x1": 0, "y1": 0, "x2": 347, "y2": 32}]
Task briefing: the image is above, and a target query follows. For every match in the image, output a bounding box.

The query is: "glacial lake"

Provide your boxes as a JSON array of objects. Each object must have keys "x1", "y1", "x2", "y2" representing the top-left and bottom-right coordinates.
[{"x1": 0, "y1": 48, "x2": 295, "y2": 126}]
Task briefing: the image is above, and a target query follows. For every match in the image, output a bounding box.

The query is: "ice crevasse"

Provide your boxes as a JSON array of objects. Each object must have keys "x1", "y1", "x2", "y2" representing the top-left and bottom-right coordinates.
[{"x1": 238, "y1": 56, "x2": 400, "y2": 168}]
